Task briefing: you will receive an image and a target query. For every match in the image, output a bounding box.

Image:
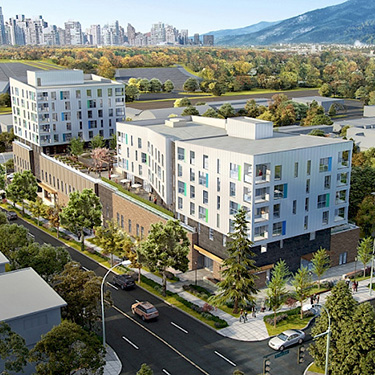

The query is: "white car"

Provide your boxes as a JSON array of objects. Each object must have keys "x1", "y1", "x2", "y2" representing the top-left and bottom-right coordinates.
[{"x1": 268, "y1": 329, "x2": 305, "y2": 351}]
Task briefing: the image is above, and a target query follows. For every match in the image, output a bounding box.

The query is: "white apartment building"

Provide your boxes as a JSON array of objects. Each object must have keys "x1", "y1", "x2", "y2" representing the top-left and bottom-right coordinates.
[
  {"x1": 117, "y1": 116, "x2": 352, "y2": 273},
  {"x1": 10, "y1": 70, "x2": 125, "y2": 150}
]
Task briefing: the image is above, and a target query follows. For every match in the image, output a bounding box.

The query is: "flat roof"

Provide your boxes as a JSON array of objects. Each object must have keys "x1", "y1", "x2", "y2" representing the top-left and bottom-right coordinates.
[
  {"x1": 182, "y1": 131, "x2": 350, "y2": 156},
  {"x1": 0, "y1": 268, "x2": 66, "y2": 322},
  {"x1": 292, "y1": 96, "x2": 344, "y2": 102},
  {"x1": 333, "y1": 117, "x2": 375, "y2": 127},
  {"x1": 0, "y1": 114, "x2": 12, "y2": 125},
  {"x1": 0, "y1": 251, "x2": 9, "y2": 266}
]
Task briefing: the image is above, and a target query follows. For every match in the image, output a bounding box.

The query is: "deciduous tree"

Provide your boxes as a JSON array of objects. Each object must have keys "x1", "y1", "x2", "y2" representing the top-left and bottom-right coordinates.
[
  {"x1": 357, "y1": 237, "x2": 373, "y2": 276},
  {"x1": 137, "y1": 363, "x2": 153, "y2": 375},
  {"x1": 311, "y1": 247, "x2": 330, "y2": 288},
  {"x1": 90, "y1": 134, "x2": 105, "y2": 149},
  {"x1": 140, "y1": 220, "x2": 190, "y2": 296},
  {"x1": 163, "y1": 79, "x2": 174, "y2": 92},
  {"x1": 29, "y1": 197, "x2": 48, "y2": 226},
  {"x1": 29, "y1": 320, "x2": 105, "y2": 375},
  {"x1": 181, "y1": 106, "x2": 199, "y2": 116},
  {"x1": 0, "y1": 223, "x2": 30, "y2": 260},
  {"x1": 356, "y1": 195, "x2": 375, "y2": 237},
  {"x1": 60, "y1": 189, "x2": 102, "y2": 251},
  {"x1": 292, "y1": 266, "x2": 312, "y2": 319},
  {"x1": 183, "y1": 77, "x2": 199, "y2": 92},
  {"x1": 69, "y1": 137, "x2": 84, "y2": 159},
  {"x1": 91, "y1": 147, "x2": 110, "y2": 177},
  {"x1": 209, "y1": 208, "x2": 259, "y2": 313},
  {"x1": 174, "y1": 98, "x2": 191, "y2": 107}
]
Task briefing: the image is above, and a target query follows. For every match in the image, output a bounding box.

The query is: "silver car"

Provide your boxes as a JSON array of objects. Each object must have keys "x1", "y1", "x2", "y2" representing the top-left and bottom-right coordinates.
[{"x1": 268, "y1": 329, "x2": 305, "y2": 351}]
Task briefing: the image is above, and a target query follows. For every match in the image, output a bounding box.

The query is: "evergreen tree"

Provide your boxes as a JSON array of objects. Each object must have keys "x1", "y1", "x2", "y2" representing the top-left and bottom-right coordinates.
[
  {"x1": 209, "y1": 208, "x2": 259, "y2": 313},
  {"x1": 311, "y1": 247, "x2": 330, "y2": 288},
  {"x1": 266, "y1": 260, "x2": 290, "y2": 327},
  {"x1": 309, "y1": 281, "x2": 358, "y2": 372}
]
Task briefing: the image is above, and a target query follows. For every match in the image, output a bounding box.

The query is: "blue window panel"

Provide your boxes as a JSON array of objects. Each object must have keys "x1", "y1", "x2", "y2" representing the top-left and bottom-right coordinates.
[
  {"x1": 282, "y1": 221, "x2": 286, "y2": 235},
  {"x1": 328, "y1": 157, "x2": 332, "y2": 172},
  {"x1": 326, "y1": 193, "x2": 330, "y2": 207},
  {"x1": 61, "y1": 113, "x2": 64, "y2": 121},
  {"x1": 125, "y1": 134, "x2": 128, "y2": 145},
  {"x1": 283, "y1": 183, "x2": 288, "y2": 198},
  {"x1": 60, "y1": 91, "x2": 63, "y2": 100},
  {"x1": 206, "y1": 173, "x2": 209, "y2": 188},
  {"x1": 184, "y1": 183, "x2": 187, "y2": 196}
]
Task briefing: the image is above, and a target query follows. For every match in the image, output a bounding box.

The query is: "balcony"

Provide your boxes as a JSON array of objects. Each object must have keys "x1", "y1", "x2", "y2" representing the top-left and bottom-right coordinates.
[
  {"x1": 254, "y1": 213, "x2": 269, "y2": 223},
  {"x1": 254, "y1": 227, "x2": 268, "y2": 242},
  {"x1": 39, "y1": 125, "x2": 50, "y2": 133}
]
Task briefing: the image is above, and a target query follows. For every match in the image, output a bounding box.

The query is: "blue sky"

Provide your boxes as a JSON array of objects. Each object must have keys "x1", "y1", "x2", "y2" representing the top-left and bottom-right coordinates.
[{"x1": 3, "y1": 0, "x2": 346, "y2": 34}]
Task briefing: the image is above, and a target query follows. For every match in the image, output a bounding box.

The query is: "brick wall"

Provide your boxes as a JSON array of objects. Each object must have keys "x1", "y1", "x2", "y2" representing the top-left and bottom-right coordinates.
[{"x1": 330, "y1": 226, "x2": 359, "y2": 266}]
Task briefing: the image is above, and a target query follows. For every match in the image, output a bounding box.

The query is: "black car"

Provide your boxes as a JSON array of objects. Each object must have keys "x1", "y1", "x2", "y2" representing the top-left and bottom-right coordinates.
[
  {"x1": 113, "y1": 274, "x2": 136, "y2": 290},
  {"x1": 6, "y1": 211, "x2": 17, "y2": 221}
]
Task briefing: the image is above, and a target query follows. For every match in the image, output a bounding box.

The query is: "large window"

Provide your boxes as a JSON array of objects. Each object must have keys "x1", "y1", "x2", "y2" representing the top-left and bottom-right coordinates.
[
  {"x1": 230, "y1": 182, "x2": 236, "y2": 197},
  {"x1": 190, "y1": 202, "x2": 195, "y2": 215},
  {"x1": 190, "y1": 186, "x2": 195, "y2": 199},
  {"x1": 319, "y1": 157, "x2": 332, "y2": 172},
  {"x1": 178, "y1": 164, "x2": 183, "y2": 177},
  {"x1": 190, "y1": 151, "x2": 195, "y2": 165},
  {"x1": 203, "y1": 191, "x2": 208, "y2": 204},
  {"x1": 229, "y1": 201, "x2": 238, "y2": 215},
  {"x1": 177, "y1": 147, "x2": 185, "y2": 161},
  {"x1": 230, "y1": 163, "x2": 239, "y2": 179},
  {"x1": 317, "y1": 194, "x2": 329, "y2": 209},
  {"x1": 203, "y1": 155, "x2": 209, "y2": 169},
  {"x1": 275, "y1": 165, "x2": 282, "y2": 180},
  {"x1": 199, "y1": 206, "x2": 206, "y2": 220},
  {"x1": 178, "y1": 181, "x2": 185, "y2": 194},
  {"x1": 273, "y1": 222, "x2": 283, "y2": 236},
  {"x1": 190, "y1": 168, "x2": 195, "y2": 182},
  {"x1": 274, "y1": 184, "x2": 287, "y2": 199},
  {"x1": 199, "y1": 172, "x2": 207, "y2": 186}
]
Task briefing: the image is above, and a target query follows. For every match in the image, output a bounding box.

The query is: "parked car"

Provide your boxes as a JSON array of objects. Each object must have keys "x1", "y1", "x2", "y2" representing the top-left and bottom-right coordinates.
[
  {"x1": 112, "y1": 274, "x2": 135, "y2": 290},
  {"x1": 268, "y1": 329, "x2": 305, "y2": 351},
  {"x1": 6, "y1": 211, "x2": 17, "y2": 221},
  {"x1": 131, "y1": 301, "x2": 159, "y2": 321}
]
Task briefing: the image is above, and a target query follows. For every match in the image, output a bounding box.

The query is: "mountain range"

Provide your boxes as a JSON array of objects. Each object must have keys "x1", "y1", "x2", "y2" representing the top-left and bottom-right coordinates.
[{"x1": 210, "y1": 0, "x2": 375, "y2": 46}]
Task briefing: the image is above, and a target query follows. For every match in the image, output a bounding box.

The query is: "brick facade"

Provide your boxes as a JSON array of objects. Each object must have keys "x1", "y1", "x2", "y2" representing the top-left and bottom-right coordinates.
[{"x1": 329, "y1": 225, "x2": 359, "y2": 266}]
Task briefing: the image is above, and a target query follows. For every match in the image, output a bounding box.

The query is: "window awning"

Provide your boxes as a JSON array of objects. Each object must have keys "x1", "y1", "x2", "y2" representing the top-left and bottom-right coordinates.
[
  {"x1": 194, "y1": 244, "x2": 223, "y2": 265},
  {"x1": 38, "y1": 182, "x2": 57, "y2": 195}
]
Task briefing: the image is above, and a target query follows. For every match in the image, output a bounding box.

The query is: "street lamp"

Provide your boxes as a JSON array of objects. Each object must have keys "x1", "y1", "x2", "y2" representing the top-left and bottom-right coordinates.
[
  {"x1": 313, "y1": 304, "x2": 331, "y2": 375},
  {"x1": 369, "y1": 239, "x2": 375, "y2": 296},
  {"x1": 101, "y1": 259, "x2": 131, "y2": 347}
]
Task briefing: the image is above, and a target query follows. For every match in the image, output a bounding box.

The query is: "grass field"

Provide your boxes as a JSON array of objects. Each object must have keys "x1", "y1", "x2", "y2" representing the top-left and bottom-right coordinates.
[{"x1": 0, "y1": 59, "x2": 64, "y2": 70}]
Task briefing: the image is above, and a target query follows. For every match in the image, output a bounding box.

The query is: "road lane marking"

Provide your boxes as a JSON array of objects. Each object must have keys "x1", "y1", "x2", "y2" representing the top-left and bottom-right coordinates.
[
  {"x1": 107, "y1": 282, "x2": 118, "y2": 290},
  {"x1": 214, "y1": 351, "x2": 236, "y2": 367},
  {"x1": 112, "y1": 305, "x2": 209, "y2": 375},
  {"x1": 81, "y1": 266, "x2": 89, "y2": 271},
  {"x1": 171, "y1": 322, "x2": 188, "y2": 334},
  {"x1": 122, "y1": 336, "x2": 139, "y2": 350},
  {"x1": 135, "y1": 299, "x2": 140, "y2": 303},
  {"x1": 162, "y1": 369, "x2": 171, "y2": 375}
]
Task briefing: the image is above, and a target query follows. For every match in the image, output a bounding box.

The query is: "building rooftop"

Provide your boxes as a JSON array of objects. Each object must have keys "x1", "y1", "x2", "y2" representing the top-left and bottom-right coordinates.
[
  {"x1": 0, "y1": 251, "x2": 9, "y2": 266},
  {"x1": 333, "y1": 117, "x2": 375, "y2": 128},
  {"x1": 292, "y1": 96, "x2": 344, "y2": 103},
  {"x1": 0, "y1": 268, "x2": 66, "y2": 322},
  {"x1": 0, "y1": 114, "x2": 13, "y2": 126}
]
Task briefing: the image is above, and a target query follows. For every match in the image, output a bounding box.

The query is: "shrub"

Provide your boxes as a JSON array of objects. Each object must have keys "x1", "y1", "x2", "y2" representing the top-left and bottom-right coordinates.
[
  {"x1": 266, "y1": 313, "x2": 288, "y2": 325},
  {"x1": 286, "y1": 296, "x2": 297, "y2": 308},
  {"x1": 202, "y1": 303, "x2": 214, "y2": 312}
]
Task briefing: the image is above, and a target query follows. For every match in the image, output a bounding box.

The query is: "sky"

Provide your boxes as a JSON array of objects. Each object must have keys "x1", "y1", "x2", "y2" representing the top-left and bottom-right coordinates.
[{"x1": 2, "y1": 0, "x2": 347, "y2": 34}]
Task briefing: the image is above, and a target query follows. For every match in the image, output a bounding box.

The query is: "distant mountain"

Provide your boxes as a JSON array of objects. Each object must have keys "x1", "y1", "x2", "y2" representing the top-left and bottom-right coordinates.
[
  {"x1": 216, "y1": 0, "x2": 375, "y2": 46},
  {"x1": 204, "y1": 21, "x2": 280, "y2": 42}
]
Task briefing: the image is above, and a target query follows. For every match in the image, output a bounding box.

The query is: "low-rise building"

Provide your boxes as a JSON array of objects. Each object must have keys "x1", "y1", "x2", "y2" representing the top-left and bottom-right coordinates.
[
  {"x1": 292, "y1": 96, "x2": 345, "y2": 112},
  {"x1": 0, "y1": 251, "x2": 9, "y2": 273}
]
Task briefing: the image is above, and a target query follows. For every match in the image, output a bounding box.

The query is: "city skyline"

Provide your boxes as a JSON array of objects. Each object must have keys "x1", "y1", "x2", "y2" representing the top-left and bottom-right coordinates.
[{"x1": 4, "y1": 0, "x2": 346, "y2": 34}]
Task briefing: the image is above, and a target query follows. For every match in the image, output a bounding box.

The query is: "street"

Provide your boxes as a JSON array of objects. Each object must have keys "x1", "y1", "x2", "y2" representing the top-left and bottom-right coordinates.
[{"x1": 15, "y1": 217, "x2": 312, "y2": 375}]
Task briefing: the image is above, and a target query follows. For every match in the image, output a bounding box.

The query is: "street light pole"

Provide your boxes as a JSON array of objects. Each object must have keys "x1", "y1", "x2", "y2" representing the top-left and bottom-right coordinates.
[
  {"x1": 313, "y1": 304, "x2": 331, "y2": 375},
  {"x1": 369, "y1": 239, "x2": 375, "y2": 296},
  {"x1": 101, "y1": 260, "x2": 131, "y2": 347}
]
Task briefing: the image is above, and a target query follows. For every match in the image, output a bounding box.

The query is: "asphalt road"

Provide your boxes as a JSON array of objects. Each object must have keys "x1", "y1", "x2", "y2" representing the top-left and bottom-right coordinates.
[{"x1": 14, "y1": 217, "x2": 313, "y2": 375}]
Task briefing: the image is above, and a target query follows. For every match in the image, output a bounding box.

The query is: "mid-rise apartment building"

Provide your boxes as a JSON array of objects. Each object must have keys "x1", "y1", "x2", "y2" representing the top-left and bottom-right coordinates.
[
  {"x1": 10, "y1": 70, "x2": 125, "y2": 153},
  {"x1": 117, "y1": 116, "x2": 354, "y2": 277}
]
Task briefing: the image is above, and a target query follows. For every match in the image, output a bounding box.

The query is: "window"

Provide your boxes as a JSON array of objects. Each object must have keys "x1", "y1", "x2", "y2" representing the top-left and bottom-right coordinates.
[
  {"x1": 178, "y1": 164, "x2": 183, "y2": 177},
  {"x1": 178, "y1": 197, "x2": 183, "y2": 209},
  {"x1": 190, "y1": 186, "x2": 195, "y2": 198},
  {"x1": 305, "y1": 197, "x2": 309, "y2": 212},
  {"x1": 304, "y1": 216, "x2": 308, "y2": 230},
  {"x1": 319, "y1": 157, "x2": 332, "y2": 172},
  {"x1": 97, "y1": 88, "x2": 102, "y2": 97},
  {"x1": 136, "y1": 224, "x2": 140, "y2": 237},
  {"x1": 230, "y1": 182, "x2": 236, "y2": 197},
  {"x1": 209, "y1": 228, "x2": 214, "y2": 241},
  {"x1": 203, "y1": 155, "x2": 208, "y2": 169},
  {"x1": 177, "y1": 147, "x2": 185, "y2": 161},
  {"x1": 138, "y1": 165, "x2": 142, "y2": 176},
  {"x1": 273, "y1": 204, "x2": 280, "y2": 218},
  {"x1": 86, "y1": 89, "x2": 92, "y2": 97},
  {"x1": 217, "y1": 159, "x2": 221, "y2": 174},
  {"x1": 294, "y1": 162, "x2": 299, "y2": 178},
  {"x1": 306, "y1": 179, "x2": 310, "y2": 194},
  {"x1": 336, "y1": 190, "x2": 347, "y2": 204},
  {"x1": 217, "y1": 196, "x2": 221, "y2": 210},
  {"x1": 275, "y1": 165, "x2": 282, "y2": 180},
  {"x1": 307, "y1": 160, "x2": 311, "y2": 176},
  {"x1": 217, "y1": 177, "x2": 221, "y2": 192},
  {"x1": 190, "y1": 202, "x2": 195, "y2": 215},
  {"x1": 190, "y1": 151, "x2": 195, "y2": 165},
  {"x1": 317, "y1": 194, "x2": 329, "y2": 208},
  {"x1": 223, "y1": 235, "x2": 227, "y2": 247},
  {"x1": 322, "y1": 211, "x2": 329, "y2": 224},
  {"x1": 138, "y1": 138, "x2": 142, "y2": 148},
  {"x1": 203, "y1": 191, "x2": 208, "y2": 204},
  {"x1": 337, "y1": 172, "x2": 348, "y2": 185},
  {"x1": 230, "y1": 163, "x2": 239, "y2": 179},
  {"x1": 141, "y1": 152, "x2": 147, "y2": 163},
  {"x1": 128, "y1": 219, "x2": 132, "y2": 233},
  {"x1": 335, "y1": 207, "x2": 346, "y2": 221},
  {"x1": 254, "y1": 226, "x2": 267, "y2": 239},
  {"x1": 339, "y1": 252, "x2": 347, "y2": 265},
  {"x1": 108, "y1": 88, "x2": 113, "y2": 96},
  {"x1": 178, "y1": 181, "x2": 185, "y2": 194},
  {"x1": 338, "y1": 150, "x2": 349, "y2": 167},
  {"x1": 190, "y1": 168, "x2": 195, "y2": 182},
  {"x1": 274, "y1": 184, "x2": 286, "y2": 199},
  {"x1": 273, "y1": 222, "x2": 283, "y2": 236},
  {"x1": 243, "y1": 186, "x2": 251, "y2": 203},
  {"x1": 229, "y1": 201, "x2": 238, "y2": 215},
  {"x1": 324, "y1": 175, "x2": 331, "y2": 189},
  {"x1": 198, "y1": 172, "x2": 207, "y2": 186},
  {"x1": 199, "y1": 206, "x2": 206, "y2": 220}
]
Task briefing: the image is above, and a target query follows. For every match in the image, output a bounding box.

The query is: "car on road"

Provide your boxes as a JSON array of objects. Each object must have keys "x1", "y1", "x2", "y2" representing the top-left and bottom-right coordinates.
[
  {"x1": 131, "y1": 301, "x2": 159, "y2": 321},
  {"x1": 268, "y1": 329, "x2": 305, "y2": 351},
  {"x1": 6, "y1": 211, "x2": 17, "y2": 221},
  {"x1": 112, "y1": 274, "x2": 135, "y2": 290}
]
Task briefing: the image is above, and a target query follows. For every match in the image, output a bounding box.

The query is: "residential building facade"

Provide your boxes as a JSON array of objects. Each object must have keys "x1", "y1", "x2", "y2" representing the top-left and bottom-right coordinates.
[{"x1": 10, "y1": 69, "x2": 125, "y2": 153}]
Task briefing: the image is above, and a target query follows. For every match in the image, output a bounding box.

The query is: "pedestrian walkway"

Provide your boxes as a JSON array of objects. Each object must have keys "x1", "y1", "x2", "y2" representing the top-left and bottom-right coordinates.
[{"x1": 103, "y1": 346, "x2": 122, "y2": 375}]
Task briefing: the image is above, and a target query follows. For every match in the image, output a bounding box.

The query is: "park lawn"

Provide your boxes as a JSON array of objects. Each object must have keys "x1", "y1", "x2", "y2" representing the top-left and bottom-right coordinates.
[
  {"x1": 178, "y1": 64, "x2": 201, "y2": 77},
  {"x1": 0, "y1": 106, "x2": 11, "y2": 114},
  {"x1": 264, "y1": 308, "x2": 314, "y2": 336},
  {"x1": 222, "y1": 87, "x2": 318, "y2": 97},
  {"x1": 0, "y1": 59, "x2": 63, "y2": 70},
  {"x1": 177, "y1": 91, "x2": 213, "y2": 96},
  {"x1": 308, "y1": 363, "x2": 325, "y2": 374}
]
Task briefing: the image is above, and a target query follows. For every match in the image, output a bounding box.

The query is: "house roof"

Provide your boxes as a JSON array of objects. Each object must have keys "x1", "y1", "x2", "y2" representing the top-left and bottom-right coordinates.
[
  {"x1": 0, "y1": 251, "x2": 9, "y2": 266},
  {"x1": 0, "y1": 268, "x2": 66, "y2": 322}
]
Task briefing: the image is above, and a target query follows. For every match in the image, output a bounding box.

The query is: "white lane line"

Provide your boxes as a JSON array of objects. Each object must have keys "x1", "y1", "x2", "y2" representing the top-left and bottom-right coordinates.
[
  {"x1": 107, "y1": 282, "x2": 118, "y2": 290},
  {"x1": 214, "y1": 351, "x2": 236, "y2": 367},
  {"x1": 122, "y1": 336, "x2": 139, "y2": 350},
  {"x1": 135, "y1": 299, "x2": 140, "y2": 303},
  {"x1": 162, "y1": 369, "x2": 171, "y2": 375},
  {"x1": 171, "y1": 322, "x2": 188, "y2": 334},
  {"x1": 81, "y1": 266, "x2": 89, "y2": 271}
]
